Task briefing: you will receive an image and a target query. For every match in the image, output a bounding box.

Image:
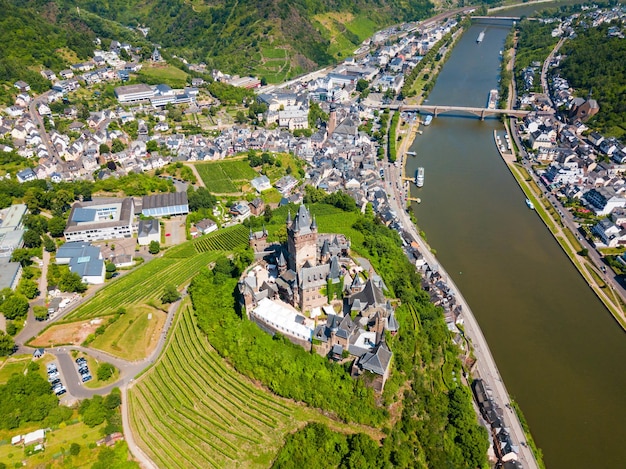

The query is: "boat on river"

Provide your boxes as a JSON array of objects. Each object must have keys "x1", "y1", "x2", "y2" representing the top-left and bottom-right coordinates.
[
  {"x1": 487, "y1": 89, "x2": 498, "y2": 109},
  {"x1": 416, "y1": 167, "x2": 425, "y2": 187},
  {"x1": 525, "y1": 198, "x2": 535, "y2": 210},
  {"x1": 477, "y1": 30, "x2": 485, "y2": 43},
  {"x1": 423, "y1": 115, "x2": 433, "y2": 126}
]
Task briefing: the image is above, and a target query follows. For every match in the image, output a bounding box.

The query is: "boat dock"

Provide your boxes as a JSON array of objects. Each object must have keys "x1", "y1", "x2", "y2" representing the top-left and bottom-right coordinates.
[{"x1": 493, "y1": 129, "x2": 515, "y2": 164}]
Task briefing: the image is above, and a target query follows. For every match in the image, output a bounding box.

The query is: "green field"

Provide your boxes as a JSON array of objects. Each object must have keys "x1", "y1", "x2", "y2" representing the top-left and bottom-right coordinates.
[
  {"x1": 128, "y1": 305, "x2": 301, "y2": 468},
  {"x1": 345, "y1": 14, "x2": 379, "y2": 41},
  {"x1": 260, "y1": 47, "x2": 287, "y2": 59},
  {"x1": 0, "y1": 420, "x2": 106, "y2": 468},
  {"x1": 62, "y1": 226, "x2": 249, "y2": 322},
  {"x1": 0, "y1": 356, "x2": 31, "y2": 384},
  {"x1": 137, "y1": 64, "x2": 189, "y2": 88},
  {"x1": 90, "y1": 305, "x2": 165, "y2": 361},
  {"x1": 195, "y1": 158, "x2": 259, "y2": 194}
]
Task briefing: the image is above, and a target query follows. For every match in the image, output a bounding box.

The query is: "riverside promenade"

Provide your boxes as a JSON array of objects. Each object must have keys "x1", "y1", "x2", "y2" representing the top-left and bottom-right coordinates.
[{"x1": 384, "y1": 150, "x2": 539, "y2": 468}]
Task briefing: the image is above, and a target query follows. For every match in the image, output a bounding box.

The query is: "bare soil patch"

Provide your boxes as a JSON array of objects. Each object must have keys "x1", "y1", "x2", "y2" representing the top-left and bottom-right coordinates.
[{"x1": 31, "y1": 319, "x2": 103, "y2": 347}]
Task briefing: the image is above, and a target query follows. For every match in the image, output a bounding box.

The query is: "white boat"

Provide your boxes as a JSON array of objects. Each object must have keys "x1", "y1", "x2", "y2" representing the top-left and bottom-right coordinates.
[
  {"x1": 487, "y1": 89, "x2": 498, "y2": 109},
  {"x1": 416, "y1": 167, "x2": 425, "y2": 187},
  {"x1": 525, "y1": 198, "x2": 535, "y2": 210},
  {"x1": 423, "y1": 115, "x2": 433, "y2": 126},
  {"x1": 477, "y1": 30, "x2": 485, "y2": 43}
]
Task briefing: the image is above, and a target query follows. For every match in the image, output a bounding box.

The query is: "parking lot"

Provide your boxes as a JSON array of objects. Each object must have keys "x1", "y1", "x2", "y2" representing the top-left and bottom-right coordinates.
[
  {"x1": 46, "y1": 362, "x2": 66, "y2": 396},
  {"x1": 75, "y1": 356, "x2": 92, "y2": 384}
]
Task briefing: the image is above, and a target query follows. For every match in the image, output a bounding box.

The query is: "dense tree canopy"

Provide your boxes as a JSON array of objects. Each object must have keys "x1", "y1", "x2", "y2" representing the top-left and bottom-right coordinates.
[
  {"x1": 0, "y1": 364, "x2": 68, "y2": 429},
  {"x1": 560, "y1": 21, "x2": 626, "y2": 139}
]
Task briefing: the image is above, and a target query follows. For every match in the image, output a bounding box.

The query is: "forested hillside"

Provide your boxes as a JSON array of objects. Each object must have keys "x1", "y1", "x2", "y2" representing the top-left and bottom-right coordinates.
[
  {"x1": 559, "y1": 22, "x2": 626, "y2": 139},
  {"x1": 63, "y1": 0, "x2": 434, "y2": 81},
  {"x1": 0, "y1": 0, "x2": 95, "y2": 103},
  {"x1": 1, "y1": 0, "x2": 435, "y2": 92}
]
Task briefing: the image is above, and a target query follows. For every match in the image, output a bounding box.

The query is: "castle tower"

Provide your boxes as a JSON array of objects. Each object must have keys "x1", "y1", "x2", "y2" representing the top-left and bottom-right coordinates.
[{"x1": 287, "y1": 205, "x2": 318, "y2": 271}]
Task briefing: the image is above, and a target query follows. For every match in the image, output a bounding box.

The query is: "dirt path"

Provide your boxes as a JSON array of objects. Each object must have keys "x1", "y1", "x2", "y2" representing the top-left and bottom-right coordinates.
[
  {"x1": 121, "y1": 386, "x2": 158, "y2": 469},
  {"x1": 184, "y1": 162, "x2": 206, "y2": 188}
]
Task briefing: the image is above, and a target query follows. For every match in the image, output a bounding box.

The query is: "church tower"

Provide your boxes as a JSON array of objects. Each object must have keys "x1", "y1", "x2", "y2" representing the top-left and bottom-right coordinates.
[
  {"x1": 328, "y1": 102, "x2": 337, "y2": 136},
  {"x1": 287, "y1": 205, "x2": 318, "y2": 271}
]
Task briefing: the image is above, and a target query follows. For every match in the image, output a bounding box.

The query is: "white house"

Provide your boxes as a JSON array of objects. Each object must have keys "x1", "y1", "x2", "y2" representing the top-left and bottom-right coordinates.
[{"x1": 137, "y1": 218, "x2": 160, "y2": 246}]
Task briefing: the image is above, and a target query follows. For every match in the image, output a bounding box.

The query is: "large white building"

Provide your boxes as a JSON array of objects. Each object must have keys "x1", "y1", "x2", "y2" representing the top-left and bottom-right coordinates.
[
  {"x1": 114, "y1": 84, "x2": 154, "y2": 103},
  {"x1": 64, "y1": 198, "x2": 134, "y2": 242}
]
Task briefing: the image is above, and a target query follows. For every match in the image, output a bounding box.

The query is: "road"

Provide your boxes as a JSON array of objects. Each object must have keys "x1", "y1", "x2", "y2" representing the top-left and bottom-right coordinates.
[
  {"x1": 540, "y1": 37, "x2": 566, "y2": 108},
  {"x1": 384, "y1": 147, "x2": 538, "y2": 468},
  {"x1": 22, "y1": 291, "x2": 182, "y2": 468},
  {"x1": 28, "y1": 91, "x2": 56, "y2": 158}
]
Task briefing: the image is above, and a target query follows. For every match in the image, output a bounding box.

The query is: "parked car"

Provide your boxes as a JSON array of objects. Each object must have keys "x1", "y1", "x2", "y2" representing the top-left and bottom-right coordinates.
[
  {"x1": 81, "y1": 374, "x2": 92, "y2": 382},
  {"x1": 75, "y1": 357, "x2": 87, "y2": 365}
]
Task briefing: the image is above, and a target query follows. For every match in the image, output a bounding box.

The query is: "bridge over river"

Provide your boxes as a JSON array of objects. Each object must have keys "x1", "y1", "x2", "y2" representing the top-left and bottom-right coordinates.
[{"x1": 376, "y1": 103, "x2": 530, "y2": 120}]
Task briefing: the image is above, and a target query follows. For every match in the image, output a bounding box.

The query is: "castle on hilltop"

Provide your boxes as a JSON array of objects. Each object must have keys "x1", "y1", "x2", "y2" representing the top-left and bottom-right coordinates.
[{"x1": 238, "y1": 204, "x2": 398, "y2": 392}]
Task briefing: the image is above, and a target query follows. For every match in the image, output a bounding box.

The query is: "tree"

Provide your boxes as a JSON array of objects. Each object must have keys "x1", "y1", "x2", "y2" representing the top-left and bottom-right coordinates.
[
  {"x1": 96, "y1": 363, "x2": 115, "y2": 381},
  {"x1": 59, "y1": 271, "x2": 87, "y2": 293},
  {"x1": 18, "y1": 279, "x2": 39, "y2": 299},
  {"x1": 23, "y1": 214, "x2": 48, "y2": 234},
  {"x1": 70, "y1": 442, "x2": 81, "y2": 456},
  {"x1": 111, "y1": 139, "x2": 125, "y2": 153},
  {"x1": 356, "y1": 79, "x2": 369, "y2": 93},
  {"x1": 0, "y1": 295, "x2": 29, "y2": 320},
  {"x1": 104, "y1": 389, "x2": 121, "y2": 410},
  {"x1": 11, "y1": 248, "x2": 33, "y2": 266},
  {"x1": 48, "y1": 216, "x2": 66, "y2": 237},
  {"x1": 5, "y1": 322, "x2": 17, "y2": 336},
  {"x1": 161, "y1": 284, "x2": 180, "y2": 304},
  {"x1": 264, "y1": 205, "x2": 273, "y2": 222},
  {"x1": 146, "y1": 140, "x2": 158, "y2": 152},
  {"x1": 43, "y1": 235, "x2": 56, "y2": 252},
  {"x1": 33, "y1": 306, "x2": 48, "y2": 321},
  {"x1": 105, "y1": 261, "x2": 117, "y2": 280},
  {"x1": 23, "y1": 230, "x2": 42, "y2": 248},
  {"x1": 148, "y1": 240, "x2": 160, "y2": 255},
  {"x1": 0, "y1": 331, "x2": 15, "y2": 356},
  {"x1": 99, "y1": 143, "x2": 110, "y2": 154},
  {"x1": 187, "y1": 187, "x2": 216, "y2": 211},
  {"x1": 235, "y1": 110, "x2": 247, "y2": 124}
]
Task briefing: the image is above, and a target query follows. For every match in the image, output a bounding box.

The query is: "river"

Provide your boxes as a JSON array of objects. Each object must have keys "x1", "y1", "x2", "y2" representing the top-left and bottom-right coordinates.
[{"x1": 406, "y1": 14, "x2": 626, "y2": 469}]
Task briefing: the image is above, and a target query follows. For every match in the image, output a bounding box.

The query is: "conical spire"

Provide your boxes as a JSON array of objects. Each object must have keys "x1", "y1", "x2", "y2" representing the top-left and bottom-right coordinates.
[
  {"x1": 262, "y1": 224, "x2": 268, "y2": 236},
  {"x1": 249, "y1": 228, "x2": 254, "y2": 240},
  {"x1": 287, "y1": 210, "x2": 292, "y2": 225},
  {"x1": 311, "y1": 215, "x2": 317, "y2": 230}
]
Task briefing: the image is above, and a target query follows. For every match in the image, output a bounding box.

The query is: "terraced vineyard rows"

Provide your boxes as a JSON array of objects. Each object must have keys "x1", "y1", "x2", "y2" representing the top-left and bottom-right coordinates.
[
  {"x1": 64, "y1": 251, "x2": 222, "y2": 321},
  {"x1": 63, "y1": 226, "x2": 249, "y2": 322},
  {"x1": 128, "y1": 307, "x2": 300, "y2": 468},
  {"x1": 193, "y1": 224, "x2": 249, "y2": 253}
]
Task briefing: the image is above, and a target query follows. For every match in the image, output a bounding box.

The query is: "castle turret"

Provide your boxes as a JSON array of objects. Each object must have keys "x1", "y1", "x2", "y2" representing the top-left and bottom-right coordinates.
[{"x1": 287, "y1": 204, "x2": 318, "y2": 271}]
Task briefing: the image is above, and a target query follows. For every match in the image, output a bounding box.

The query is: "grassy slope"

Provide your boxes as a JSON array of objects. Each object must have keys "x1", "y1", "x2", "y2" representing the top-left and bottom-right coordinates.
[{"x1": 90, "y1": 305, "x2": 166, "y2": 361}]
